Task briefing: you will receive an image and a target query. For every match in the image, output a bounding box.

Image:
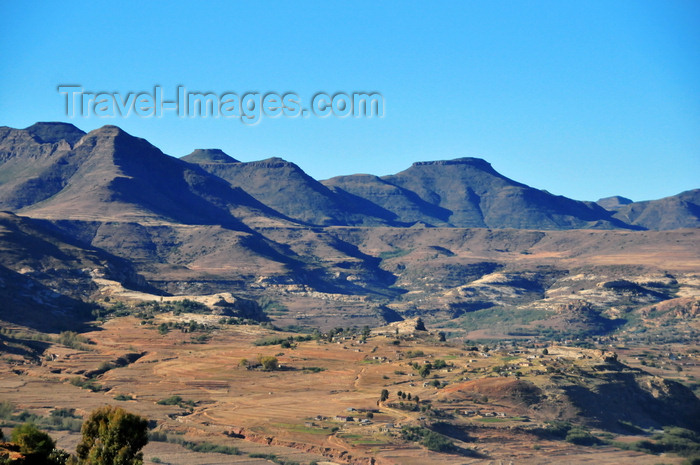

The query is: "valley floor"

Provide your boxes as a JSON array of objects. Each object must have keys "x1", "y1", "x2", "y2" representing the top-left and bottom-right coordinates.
[{"x1": 1, "y1": 315, "x2": 698, "y2": 464}]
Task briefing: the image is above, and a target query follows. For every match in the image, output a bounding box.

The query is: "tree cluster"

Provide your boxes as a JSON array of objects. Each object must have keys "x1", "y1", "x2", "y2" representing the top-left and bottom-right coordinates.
[{"x1": 0, "y1": 406, "x2": 148, "y2": 465}]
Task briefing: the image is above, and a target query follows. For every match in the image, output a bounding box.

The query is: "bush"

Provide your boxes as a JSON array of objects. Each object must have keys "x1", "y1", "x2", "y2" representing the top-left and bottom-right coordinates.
[
  {"x1": 56, "y1": 331, "x2": 90, "y2": 350},
  {"x1": 421, "y1": 430, "x2": 454, "y2": 452},
  {"x1": 45, "y1": 409, "x2": 83, "y2": 432},
  {"x1": 0, "y1": 401, "x2": 14, "y2": 419},
  {"x1": 400, "y1": 425, "x2": 454, "y2": 452},
  {"x1": 565, "y1": 427, "x2": 599, "y2": 446},
  {"x1": 259, "y1": 356, "x2": 279, "y2": 371},
  {"x1": 540, "y1": 421, "x2": 572, "y2": 439},
  {"x1": 157, "y1": 396, "x2": 195, "y2": 409},
  {"x1": 164, "y1": 436, "x2": 238, "y2": 455},
  {"x1": 301, "y1": 367, "x2": 325, "y2": 373},
  {"x1": 11, "y1": 423, "x2": 56, "y2": 463},
  {"x1": 50, "y1": 408, "x2": 77, "y2": 418},
  {"x1": 405, "y1": 350, "x2": 424, "y2": 358},
  {"x1": 149, "y1": 431, "x2": 168, "y2": 442},
  {"x1": 69, "y1": 377, "x2": 104, "y2": 392}
]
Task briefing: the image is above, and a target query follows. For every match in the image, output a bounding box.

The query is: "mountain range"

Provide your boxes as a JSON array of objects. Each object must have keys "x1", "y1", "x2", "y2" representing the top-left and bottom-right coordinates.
[
  {"x1": 2, "y1": 122, "x2": 698, "y2": 231},
  {"x1": 0, "y1": 122, "x2": 698, "y2": 333}
]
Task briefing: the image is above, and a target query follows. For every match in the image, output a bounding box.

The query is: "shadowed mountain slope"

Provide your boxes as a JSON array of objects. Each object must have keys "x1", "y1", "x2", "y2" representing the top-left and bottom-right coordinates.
[
  {"x1": 184, "y1": 156, "x2": 392, "y2": 226},
  {"x1": 0, "y1": 123, "x2": 86, "y2": 209},
  {"x1": 325, "y1": 158, "x2": 632, "y2": 229},
  {"x1": 0, "y1": 125, "x2": 293, "y2": 228},
  {"x1": 0, "y1": 211, "x2": 149, "y2": 330},
  {"x1": 609, "y1": 189, "x2": 700, "y2": 230},
  {"x1": 3, "y1": 123, "x2": 697, "y2": 231}
]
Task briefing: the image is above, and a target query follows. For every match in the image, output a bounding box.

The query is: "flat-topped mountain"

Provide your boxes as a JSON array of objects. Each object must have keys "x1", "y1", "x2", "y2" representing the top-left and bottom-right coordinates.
[
  {"x1": 596, "y1": 195, "x2": 634, "y2": 210},
  {"x1": 0, "y1": 123, "x2": 85, "y2": 210},
  {"x1": 23, "y1": 121, "x2": 86, "y2": 145},
  {"x1": 325, "y1": 158, "x2": 630, "y2": 229}
]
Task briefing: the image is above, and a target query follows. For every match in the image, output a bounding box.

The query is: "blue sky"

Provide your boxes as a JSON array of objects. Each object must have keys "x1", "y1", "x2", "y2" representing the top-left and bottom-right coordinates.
[{"x1": 1, "y1": 1, "x2": 698, "y2": 202}]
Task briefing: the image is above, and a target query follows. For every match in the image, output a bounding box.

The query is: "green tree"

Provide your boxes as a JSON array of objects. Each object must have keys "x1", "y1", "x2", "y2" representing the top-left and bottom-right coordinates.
[
  {"x1": 361, "y1": 326, "x2": 371, "y2": 341},
  {"x1": 380, "y1": 389, "x2": 389, "y2": 402},
  {"x1": 418, "y1": 364, "x2": 431, "y2": 378},
  {"x1": 11, "y1": 423, "x2": 56, "y2": 464},
  {"x1": 433, "y1": 359, "x2": 447, "y2": 369},
  {"x1": 76, "y1": 406, "x2": 148, "y2": 465}
]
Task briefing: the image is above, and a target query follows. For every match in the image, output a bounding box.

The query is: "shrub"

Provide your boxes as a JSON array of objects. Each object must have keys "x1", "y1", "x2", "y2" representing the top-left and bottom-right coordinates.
[
  {"x1": 149, "y1": 431, "x2": 168, "y2": 442},
  {"x1": 259, "y1": 356, "x2": 279, "y2": 371},
  {"x1": 11, "y1": 423, "x2": 56, "y2": 462},
  {"x1": 50, "y1": 408, "x2": 77, "y2": 418},
  {"x1": 0, "y1": 401, "x2": 14, "y2": 419},
  {"x1": 565, "y1": 427, "x2": 599, "y2": 446},
  {"x1": 421, "y1": 430, "x2": 454, "y2": 452},
  {"x1": 69, "y1": 377, "x2": 104, "y2": 392},
  {"x1": 56, "y1": 331, "x2": 90, "y2": 350},
  {"x1": 405, "y1": 350, "x2": 424, "y2": 358},
  {"x1": 157, "y1": 396, "x2": 195, "y2": 408},
  {"x1": 301, "y1": 367, "x2": 325, "y2": 373}
]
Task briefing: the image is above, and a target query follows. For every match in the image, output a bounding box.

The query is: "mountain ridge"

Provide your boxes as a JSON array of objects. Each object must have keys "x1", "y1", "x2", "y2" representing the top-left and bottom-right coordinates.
[{"x1": 0, "y1": 122, "x2": 697, "y2": 231}]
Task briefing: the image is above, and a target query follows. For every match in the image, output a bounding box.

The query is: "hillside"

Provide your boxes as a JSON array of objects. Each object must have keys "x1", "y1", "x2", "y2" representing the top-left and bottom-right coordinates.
[
  {"x1": 323, "y1": 159, "x2": 632, "y2": 229},
  {"x1": 186, "y1": 155, "x2": 392, "y2": 226},
  {"x1": 609, "y1": 189, "x2": 700, "y2": 230},
  {"x1": 0, "y1": 122, "x2": 698, "y2": 465},
  {"x1": 1, "y1": 318, "x2": 698, "y2": 465},
  {"x1": 0, "y1": 123, "x2": 697, "y2": 336},
  {"x1": 0, "y1": 211, "x2": 148, "y2": 330}
]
